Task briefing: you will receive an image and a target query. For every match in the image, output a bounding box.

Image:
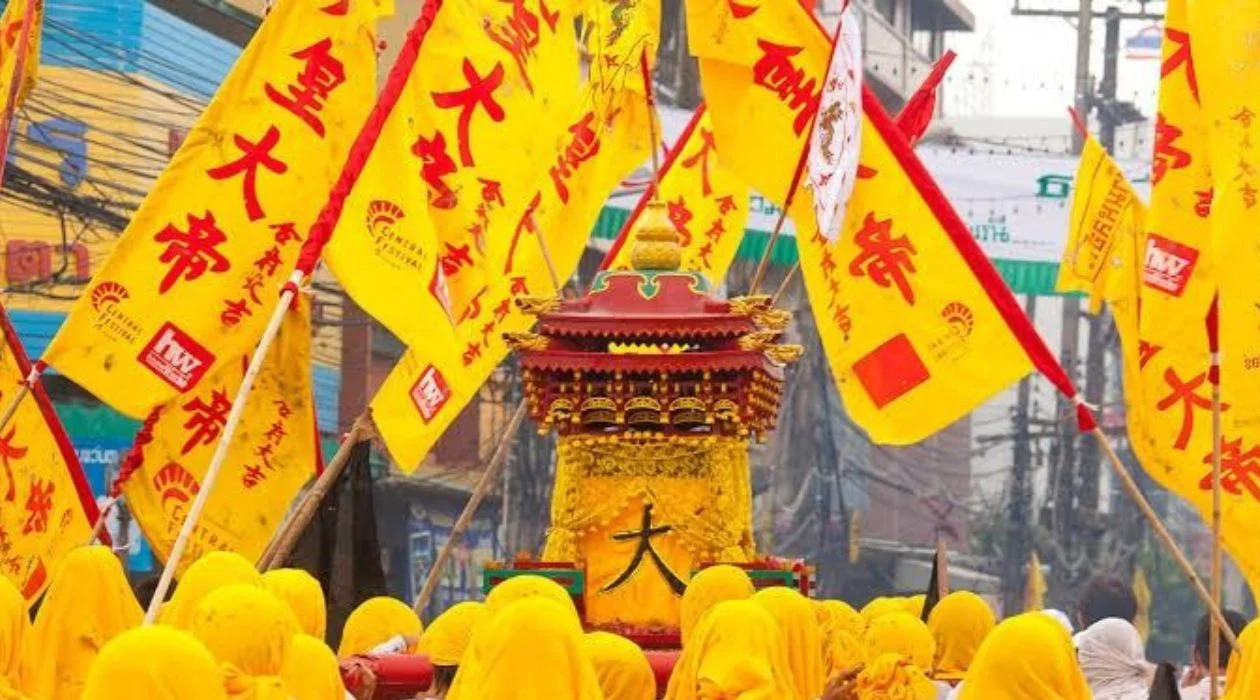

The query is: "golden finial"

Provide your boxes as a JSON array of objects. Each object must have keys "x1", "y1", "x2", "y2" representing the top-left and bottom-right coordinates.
[
  {"x1": 629, "y1": 199, "x2": 682, "y2": 271},
  {"x1": 765, "y1": 344, "x2": 804, "y2": 364}
]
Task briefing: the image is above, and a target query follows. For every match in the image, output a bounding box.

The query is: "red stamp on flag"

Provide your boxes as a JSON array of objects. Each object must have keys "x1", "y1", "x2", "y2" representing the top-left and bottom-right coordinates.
[
  {"x1": 1142, "y1": 233, "x2": 1199, "y2": 297},
  {"x1": 138, "y1": 322, "x2": 216, "y2": 392},
  {"x1": 852, "y1": 334, "x2": 931, "y2": 409},
  {"x1": 410, "y1": 365, "x2": 452, "y2": 424}
]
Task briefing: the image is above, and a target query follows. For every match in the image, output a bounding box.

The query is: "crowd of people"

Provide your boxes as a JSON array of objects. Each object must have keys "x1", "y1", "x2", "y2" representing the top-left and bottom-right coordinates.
[{"x1": 0, "y1": 546, "x2": 1255, "y2": 698}]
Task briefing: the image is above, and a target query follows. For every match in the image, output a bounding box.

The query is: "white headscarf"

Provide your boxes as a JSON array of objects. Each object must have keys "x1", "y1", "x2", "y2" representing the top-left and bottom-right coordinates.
[
  {"x1": 1041, "y1": 609, "x2": 1075, "y2": 635},
  {"x1": 1076, "y1": 618, "x2": 1154, "y2": 700}
]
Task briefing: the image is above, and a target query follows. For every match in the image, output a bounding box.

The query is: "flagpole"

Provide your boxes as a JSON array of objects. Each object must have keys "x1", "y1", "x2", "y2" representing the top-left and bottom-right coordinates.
[
  {"x1": 639, "y1": 47, "x2": 663, "y2": 192},
  {"x1": 1208, "y1": 300, "x2": 1223, "y2": 698},
  {"x1": 0, "y1": 0, "x2": 39, "y2": 187},
  {"x1": 87, "y1": 495, "x2": 118, "y2": 545},
  {"x1": 0, "y1": 362, "x2": 41, "y2": 439}
]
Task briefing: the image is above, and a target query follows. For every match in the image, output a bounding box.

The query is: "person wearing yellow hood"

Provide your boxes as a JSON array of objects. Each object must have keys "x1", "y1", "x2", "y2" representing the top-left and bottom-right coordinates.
[
  {"x1": 862, "y1": 611, "x2": 936, "y2": 675},
  {"x1": 415, "y1": 601, "x2": 486, "y2": 697},
  {"x1": 584, "y1": 631, "x2": 656, "y2": 700},
  {"x1": 679, "y1": 566, "x2": 755, "y2": 645},
  {"x1": 751, "y1": 587, "x2": 826, "y2": 699},
  {"x1": 337, "y1": 596, "x2": 423, "y2": 657},
  {"x1": 1224, "y1": 618, "x2": 1260, "y2": 700},
  {"x1": 81, "y1": 626, "x2": 227, "y2": 700},
  {"x1": 816, "y1": 600, "x2": 864, "y2": 676},
  {"x1": 0, "y1": 578, "x2": 28, "y2": 700},
  {"x1": 926, "y1": 591, "x2": 995, "y2": 691},
  {"x1": 852, "y1": 653, "x2": 936, "y2": 700},
  {"x1": 188, "y1": 584, "x2": 300, "y2": 700},
  {"x1": 261, "y1": 569, "x2": 326, "y2": 641},
  {"x1": 445, "y1": 597, "x2": 603, "y2": 699},
  {"x1": 665, "y1": 599, "x2": 799, "y2": 700},
  {"x1": 22, "y1": 545, "x2": 142, "y2": 700},
  {"x1": 483, "y1": 574, "x2": 578, "y2": 621},
  {"x1": 859, "y1": 597, "x2": 903, "y2": 630},
  {"x1": 281, "y1": 634, "x2": 348, "y2": 700},
  {"x1": 161, "y1": 551, "x2": 263, "y2": 630},
  {"x1": 957, "y1": 612, "x2": 1090, "y2": 700}
]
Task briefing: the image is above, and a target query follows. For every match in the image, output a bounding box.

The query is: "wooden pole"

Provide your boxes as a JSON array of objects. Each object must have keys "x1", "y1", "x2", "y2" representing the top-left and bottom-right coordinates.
[
  {"x1": 639, "y1": 47, "x2": 662, "y2": 192},
  {"x1": 0, "y1": 365, "x2": 38, "y2": 442},
  {"x1": 935, "y1": 535, "x2": 950, "y2": 597},
  {"x1": 258, "y1": 413, "x2": 374, "y2": 570},
  {"x1": 413, "y1": 401, "x2": 526, "y2": 616},
  {"x1": 87, "y1": 496, "x2": 117, "y2": 545},
  {"x1": 1091, "y1": 425, "x2": 1237, "y2": 646}
]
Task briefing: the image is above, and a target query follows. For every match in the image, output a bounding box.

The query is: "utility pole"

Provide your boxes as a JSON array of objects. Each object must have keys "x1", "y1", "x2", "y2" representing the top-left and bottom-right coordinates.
[{"x1": 1002, "y1": 295, "x2": 1037, "y2": 616}]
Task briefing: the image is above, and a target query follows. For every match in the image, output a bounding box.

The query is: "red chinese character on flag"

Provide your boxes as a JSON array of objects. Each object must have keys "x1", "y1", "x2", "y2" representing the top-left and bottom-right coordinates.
[
  {"x1": 412, "y1": 132, "x2": 459, "y2": 210},
  {"x1": 154, "y1": 212, "x2": 232, "y2": 294},
  {"x1": 484, "y1": 0, "x2": 544, "y2": 93},
  {"x1": 221, "y1": 298, "x2": 251, "y2": 327},
  {"x1": 462, "y1": 342, "x2": 483, "y2": 366},
  {"x1": 0, "y1": 428, "x2": 26, "y2": 503},
  {"x1": 243, "y1": 272, "x2": 264, "y2": 304},
  {"x1": 504, "y1": 192, "x2": 542, "y2": 274},
  {"x1": 716, "y1": 195, "x2": 737, "y2": 215},
  {"x1": 480, "y1": 178, "x2": 505, "y2": 208},
  {"x1": 274, "y1": 399, "x2": 292, "y2": 419},
  {"x1": 493, "y1": 297, "x2": 512, "y2": 322},
  {"x1": 242, "y1": 465, "x2": 266, "y2": 489},
  {"x1": 704, "y1": 219, "x2": 725, "y2": 242},
  {"x1": 1160, "y1": 28, "x2": 1199, "y2": 101},
  {"x1": 432, "y1": 59, "x2": 507, "y2": 168},
  {"x1": 1194, "y1": 188, "x2": 1213, "y2": 218},
  {"x1": 265, "y1": 38, "x2": 347, "y2": 138},
  {"x1": 439, "y1": 242, "x2": 475, "y2": 277},
  {"x1": 1155, "y1": 368, "x2": 1223, "y2": 450},
  {"x1": 848, "y1": 213, "x2": 919, "y2": 305},
  {"x1": 1200, "y1": 437, "x2": 1260, "y2": 502},
  {"x1": 667, "y1": 196, "x2": 693, "y2": 247},
  {"x1": 751, "y1": 39, "x2": 820, "y2": 136},
  {"x1": 681, "y1": 128, "x2": 717, "y2": 197},
  {"x1": 549, "y1": 112, "x2": 601, "y2": 204},
  {"x1": 207, "y1": 127, "x2": 288, "y2": 222},
  {"x1": 254, "y1": 246, "x2": 283, "y2": 277},
  {"x1": 410, "y1": 365, "x2": 452, "y2": 423},
  {"x1": 180, "y1": 389, "x2": 231, "y2": 456},
  {"x1": 21, "y1": 478, "x2": 53, "y2": 535},
  {"x1": 271, "y1": 222, "x2": 302, "y2": 246},
  {"x1": 264, "y1": 421, "x2": 286, "y2": 444},
  {"x1": 1152, "y1": 115, "x2": 1192, "y2": 186}
]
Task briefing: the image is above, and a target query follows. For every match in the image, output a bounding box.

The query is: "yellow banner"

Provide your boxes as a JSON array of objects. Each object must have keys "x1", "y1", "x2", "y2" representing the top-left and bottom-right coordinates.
[
  {"x1": 372, "y1": 3, "x2": 658, "y2": 471},
  {"x1": 1062, "y1": 135, "x2": 1260, "y2": 596},
  {"x1": 40, "y1": 0, "x2": 382, "y2": 419},
  {"x1": 323, "y1": 0, "x2": 582, "y2": 340},
  {"x1": 0, "y1": 307, "x2": 97, "y2": 605},
  {"x1": 120, "y1": 300, "x2": 317, "y2": 574},
  {"x1": 1137, "y1": 0, "x2": 1214, "y2": 357},
  {"x1": 0, "y1": 0, "x2": 42, "y2": 110},
  {"x1": 606, "y1": 107, "x2": 750, "y2": 281}
]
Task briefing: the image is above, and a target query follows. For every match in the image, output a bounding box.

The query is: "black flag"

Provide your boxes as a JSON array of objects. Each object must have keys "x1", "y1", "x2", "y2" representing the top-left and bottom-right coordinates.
[{"x1": 920, "y1": 550, "x2": 943, "y2": 622}]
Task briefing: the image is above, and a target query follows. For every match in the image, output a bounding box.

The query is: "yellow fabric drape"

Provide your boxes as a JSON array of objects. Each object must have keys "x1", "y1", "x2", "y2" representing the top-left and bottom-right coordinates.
[
  {"x1": 416, "y1": 601, "x2": 486, "y2": 667},
  {"x1": 0, "y1": 579, "x2": 29, "y2": 700},
  {"x1": 826, "y1": 631, "x2": 863, "y2": 679},
  {"x1": 821, "y1": 600, "x2": 863, "y2": 638},
  {"x1": 337, "y1": 596, "x2": 423, "y2": 656},
  {"x1": 1224, "y1": 619, "x2": 1260, "y2": 700},
  {"x1": 261, "y1": 569, "x2": 326, "y2": 641},
  {"x1": 484, "y1": 575, "x2": 578, "y2": 622},
  {"x1": 862, "y1": 612, "x2": 936, "y2": 674},
  {"x1": 860, "y1": 598, "x2": 902, "y2": 629},
  {"x1": 751, "y1": 587, "x2": 825, "y2": 699},
  {"x1": 680, "y1": 566, "x2": 755, "y2": 645},
  {"x1": 161, "y1": 551, "x2": 262, "y2": 630},
  {"x1": 665, "y1": 599, "x2": 799, "y2": 700},
  {"x1": 21, "y1": 546, "x2": 142, "y2": 700},
  {"x1": 958, "y1": 612, "x2": 1090, "y2": 700},
  {"x1": 855, "y1": 653, "x2": 936, "y2": 700},
  {"x1": 280, "y1": 634, "x2": 346, "y2": 700},
  {"x1": 927, "y1": 592, "x2": 996, "y2": 681},
  {"x1": 187, "y1": 585, "x2": 298, "y2": 700},
  {"x1": 584, "y1": 631, "x2": 656, "y2": 700},
  {"x1": 81, "y1": 626, "x2": 227, "y2": 700},
  {"x1": 816, "y1": 600, "x2": 864, "y2": 675},
  {"x1": 902, "y1": 595, "x2": 926, "y2": 618}
]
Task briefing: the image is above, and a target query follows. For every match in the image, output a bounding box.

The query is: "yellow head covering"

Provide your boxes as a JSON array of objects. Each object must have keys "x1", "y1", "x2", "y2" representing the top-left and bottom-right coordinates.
[
  {"x1": 679, "y1": 566, "x2": 755, "y2": 645},
  {"x1": 0, "y1": 578, "x2": 28, "y2": 699},
  {"x1": 854, "y1": 653, "x2": 936, "y2": 700},
  {"x1": 902, "y1": 595, "x2": 927, "y2": 618},
  {"x1": 453, "y1": 598, "x2": 603, "y2": 699},
  {"x1": 280, "y1": 634, "x2": 346, "y2": 700},
  {"x1": 261, "y1": 569, "x2": 326, "y2": 640},
  {"x1": 862, "y1": 611, "x2": 936, "y2": 673},
  {"x1": 860, "y1": 597, "x2": 902, "y2": 629},
  {"x1": 665, "y1": 599, "x2": 799, "y2": 700},
  {"x1": 416, "y1": 601, "x2": 486, "y2": 667},
  {"x1": 584, "y1": 631, "x2": 655, "y2": 700},
  {"x1": 22, "y1": 546, "x2": 142, "y2": 700},
  {"x1": 162, "y1": 551, "x2": 262, "y2": 630},
  {"x1": 483, "y1": 575, "x2": 578, "y2": 622},
  {"x1": 815, "y1": 600, "x2": 864, "y2": 675},
  {"x1": 81, "y1": 626, "x2": 227, "y2": 700},
  {"x1": 822, "y1": 600, "x2": 863, "y2": 638},
  {"x1": 1224, "y1": 618, "x2": 1260, "y2": 699},
  {"x1": 827, "y1": 630, "x2": 863, "y2": 678},
  {"x1": 337, "y1": 596, "x2": 423, "y2": 656},
  {"x1": 188, "y1": 585, "x2": 298, "y2": 700},
  {"x1": 958, "y1": 612, "x2": 1090, "y2": 700},
  {"x1": 750, "y1": 587, "x2": 825, "y2": 698},
  {"x1": 927, "y1": 591, "x2": 996, "y2": 681}
]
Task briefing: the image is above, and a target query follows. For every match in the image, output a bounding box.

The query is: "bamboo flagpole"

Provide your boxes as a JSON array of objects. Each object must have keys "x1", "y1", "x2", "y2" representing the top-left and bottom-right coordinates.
[{"x1": 1208, "y1": 299, "x2": 1223, "y2": 698}]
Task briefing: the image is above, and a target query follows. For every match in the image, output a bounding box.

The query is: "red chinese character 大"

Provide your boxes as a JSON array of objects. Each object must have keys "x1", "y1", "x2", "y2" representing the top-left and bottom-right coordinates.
[
  {"x1": 549, "y1": 112, "x2": 601, "y2": 204},
  {"x1": 484, "y1": 0, "x2": 544, "y2": 93},
  {"x1": 254, "y1": 246, "x2": 283, "y2": 277},
  {"x1": 180, "y1": 389, "x2": 231, "y2": 456},
  {"x1": 265, "y1": 38, "x2": 347, "y2": 137},
  {"x1": 207, "y1": 127, "x2": 288, "y2": 222},
  {"x1": 480, "y1": 320, "x2": 497, "y2": 347},
  {"x1": 412, "y1": 131, "x2": 459, "y2": 210},
  {"x1": 1155, "y1": 368, "x2": 1224, "y2": 450},
  {"x1": 848, "y1": 213, "x2": 919, "y2": 305},
  {"x1": 439, "y1": 242, "x2": 475, "y2": 277},
  {"x1": 264, "y1": 421, "x2": 287, "y2": 444},
  {"x1": 1160, "y1": 28, "x2": 1199, "y2": 101},
  {"x1": 1152, "y1": 115, "x2": 1192, "y2": 186},
  {"x1": 255, "y1": 443, "x2": 275, "y2": 469},
  {"x1": 432, "y1": 59, "x2": 507, "y2": 168},
  {"x1": 274, "y1": 399, "x2": 292, "y2": 419},
  {"x1": 480, "y1": 178, "x2": 505, "y2": 208},
  {"x1": 154, "y1": 212, "x2": 232, "y2": 294},
  {"x1": 697, "y1": 242, "x2": 714, "y2": 267},
  {"x1": 21, "y1": 478, "x2": 53, "y2": 535},
  {"x1": 751, "y1": 39, "x2": 820, "y2": 136},
  {"x1": 221, "y1": 298, "x2": 251, "y2": 327},
  {"x1": 667, "y1": 196, "x2": 693, "y2": 247},
  {"x1": 504, "y1": 192, "x2": 542, "y2": 273},
  {"x1": 271, "y1": 222, "x2": 302, "y2": 246},
  {"x1": 1201, "y1": 437, "x2": 1260, "y2": 501},
  {"x1": 242, "y1": 272, "x2": 264, "y2": 305},
  {"x1": 681, "y1": 128, "x2": 717, "y2": 197},
  {"x1": 0, "y1": 427, "x2": 26, "y2": 503},
  {"x1": 715, "y1": 195, "x2": 737, "y2": 215}
]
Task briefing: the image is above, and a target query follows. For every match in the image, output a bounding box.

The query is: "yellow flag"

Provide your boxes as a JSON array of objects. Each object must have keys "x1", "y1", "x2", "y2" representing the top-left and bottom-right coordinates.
[
  {"x1": 40, "y1": 0, "x2": 382, "y2": 419},
  {"x1": 604, "y1": 106, "x2": 750, "y2": 281},
  {"x1": 1060, "y1": 135, "x2": 1260, "y2": 597},
  {"x1": 1138, "y1": 0, "x2": 1214, "y2": 357},
  {"x1": 0, "y1": 307, "x2": 98, "y2": 605},
  {"x1": 372, "y1": 3, "x2": 658, "y2": 471},
  {"x1": 117, "y1": 300, "x2": 317, "y2": 573},
  {"x1": 1133, "y1": 566, "x2": 1151, "y2": 641},
  {"x1": 322, "y1": 0, "x2": 583, "y2": 342},
  {"x1": 1024, "y1": 551, "x2": 1046, "y2": 612},
  {"x1": 0, "y1": 0, "x2": 42, "y2": 111}
]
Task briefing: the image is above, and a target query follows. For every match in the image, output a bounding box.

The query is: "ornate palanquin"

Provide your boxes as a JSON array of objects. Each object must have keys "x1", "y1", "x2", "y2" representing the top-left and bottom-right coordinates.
[{"x1": 500, "y1": 200, "x2": 802, "y2": 634}]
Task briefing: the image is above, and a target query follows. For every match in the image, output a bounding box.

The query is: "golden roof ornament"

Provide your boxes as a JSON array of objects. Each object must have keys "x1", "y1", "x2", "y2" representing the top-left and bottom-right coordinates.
[{"x1": 629, "y1": 199, "x2": 682, "y2": 271}]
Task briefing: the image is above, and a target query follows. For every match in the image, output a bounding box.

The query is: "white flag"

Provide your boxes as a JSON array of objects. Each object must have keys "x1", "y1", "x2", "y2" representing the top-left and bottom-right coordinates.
[{"x1": 808, "y1": 7, "x2": 862, "y2": 241}]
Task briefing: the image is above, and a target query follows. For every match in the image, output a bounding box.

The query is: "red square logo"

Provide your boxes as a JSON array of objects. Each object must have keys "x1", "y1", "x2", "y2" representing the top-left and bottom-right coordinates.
[
  {"x1": 410, "y1": 365, "x2": 452, "y2": 424},
  {"x1": 138, "y1": 322, "x2": 215, "y2": 392},
  {"x1": 852, "y1": 333, "x2": 931, "y2": 409},
  {"x1": 1142, "y1": 233, "x2": 1199, "y2": 297}
]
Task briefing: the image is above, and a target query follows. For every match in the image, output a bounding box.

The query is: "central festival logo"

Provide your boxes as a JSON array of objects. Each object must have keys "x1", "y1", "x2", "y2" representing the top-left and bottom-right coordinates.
[
  {"x1": 366, "y1": 200, "x2": 405, "y2": 240},
  {"x1": 152, "y1": 462, "x2": 200, "y2": 520},
  {"x1": 941, "y1": 301, "x2": 975, "y2": 340},
  {"x1": 89, "y1": 281, "x2": 129, "y2": 312}
]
